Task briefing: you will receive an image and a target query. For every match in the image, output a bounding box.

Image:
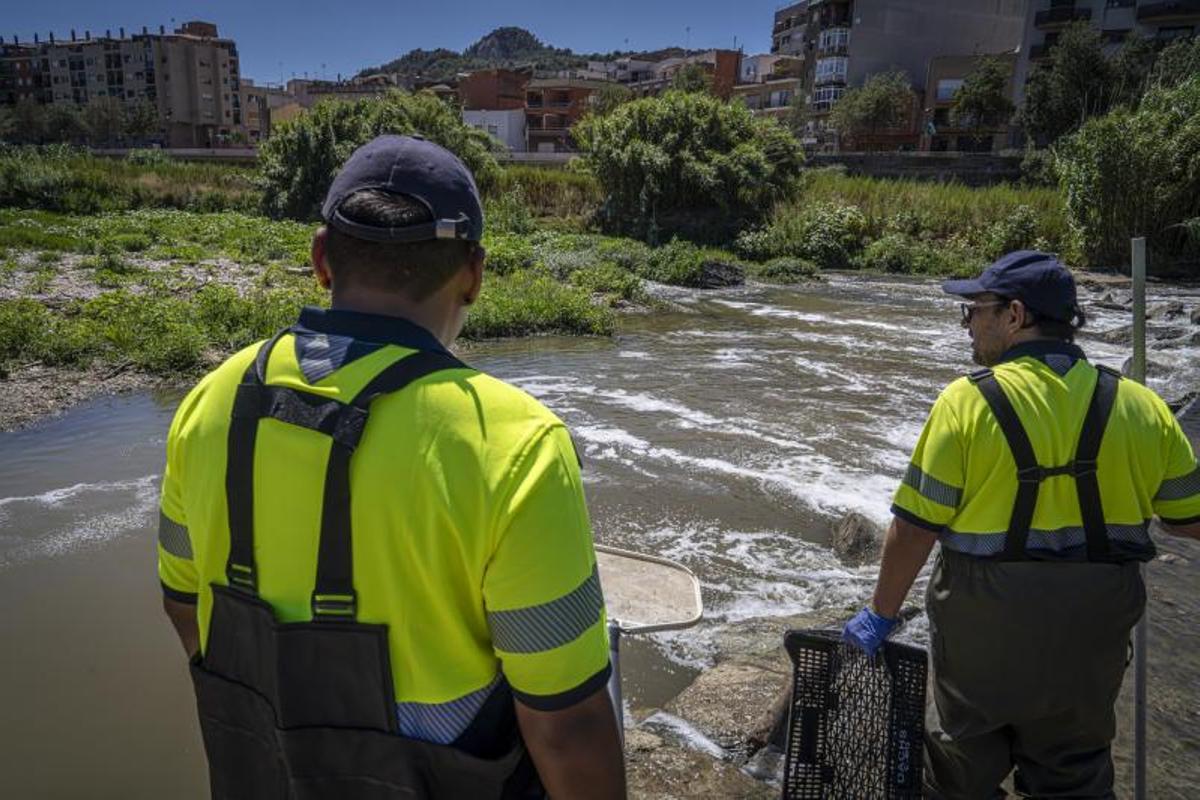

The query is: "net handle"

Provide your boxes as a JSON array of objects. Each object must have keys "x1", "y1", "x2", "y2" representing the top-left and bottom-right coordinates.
[{"x1": 595, "y1": 544, "x2": 704, "y2": 634}]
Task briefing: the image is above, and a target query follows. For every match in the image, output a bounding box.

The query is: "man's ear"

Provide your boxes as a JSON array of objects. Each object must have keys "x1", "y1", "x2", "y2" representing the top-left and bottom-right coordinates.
[
  {"x1": 312, "y1": 227, "x2": 333, "y2": 290},
  {"x1": 463, "y1": 244, "x2": 485, "y2": 306}
]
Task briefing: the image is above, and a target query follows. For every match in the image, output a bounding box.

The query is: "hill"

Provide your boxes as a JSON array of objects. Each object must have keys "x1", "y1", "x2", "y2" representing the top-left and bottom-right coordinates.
[{"x1": 356, "y1": 26, "x2": 667, "y2": 84}]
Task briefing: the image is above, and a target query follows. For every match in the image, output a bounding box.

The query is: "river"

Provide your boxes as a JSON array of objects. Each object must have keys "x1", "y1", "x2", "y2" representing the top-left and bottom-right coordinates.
[{"x1": 2, "y1": 274, "x2": 1198, "y2": 797}]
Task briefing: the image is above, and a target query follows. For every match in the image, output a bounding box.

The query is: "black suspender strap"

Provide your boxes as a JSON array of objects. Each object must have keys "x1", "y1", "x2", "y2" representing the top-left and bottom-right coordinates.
[
  {"x1": 968, "y1": 368, "x2": 1041, "y2": 560},
  {"x1": 1074, "y1": 365, "x2": 1120, "y2": 562},
  {"x1": 224, "y1": 328, "x2": 466, "y2": 618},
  {"x1": 310, "y1": 350, "x2": 465, "y2": 620},
  {"x1": 225, "y1": 328, "x2": 290, "y2": 593}
]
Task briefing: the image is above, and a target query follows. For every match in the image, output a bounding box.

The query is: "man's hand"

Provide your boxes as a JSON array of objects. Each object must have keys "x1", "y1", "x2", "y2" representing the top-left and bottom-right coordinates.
[
  {"x1": 515, "y1": 683, "x2": 626, "y2": 800},
  {"x1": 842, "y1": 607, "x2": 899, "y2": 658}
]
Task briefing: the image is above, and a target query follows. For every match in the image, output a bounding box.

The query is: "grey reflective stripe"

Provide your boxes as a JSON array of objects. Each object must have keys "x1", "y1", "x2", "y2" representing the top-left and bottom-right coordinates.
[
  {"x1": 294, "y1": 331, "x2": 356, "y2": 384},
  {"x1": 903, "y1": 464, "x2": 963, "y2": 508},
  {"x1": 158, "y1": 511, "x2": 192, "y2": 559},
  {"x1": 941, "y1": 522, "x2": 1152, "y2": 557},
  {"x1": 488, "y1": 565, "x2": 604, "y2": 654},
  {"x1": 396, "y1": 673, "x2": 503, "y2": 745},
  {"x1": 1156, "y1": 462, "x2": 1200, "y2": 502}
]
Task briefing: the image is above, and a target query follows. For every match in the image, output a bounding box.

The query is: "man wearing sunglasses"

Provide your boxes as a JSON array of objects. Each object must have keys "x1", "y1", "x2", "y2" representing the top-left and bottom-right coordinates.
[{"x1": 843, "y1": 250, "x2": 1200, "y2": 798}]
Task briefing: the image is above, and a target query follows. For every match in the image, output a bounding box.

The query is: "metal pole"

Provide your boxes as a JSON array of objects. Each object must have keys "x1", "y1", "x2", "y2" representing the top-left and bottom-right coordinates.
[
  {"x1": 606, "y1": 621, "x2": 624, "y2": 743},
  {"x1": 1131, "y1": 237, "x2": 1147, "y2": 800}
]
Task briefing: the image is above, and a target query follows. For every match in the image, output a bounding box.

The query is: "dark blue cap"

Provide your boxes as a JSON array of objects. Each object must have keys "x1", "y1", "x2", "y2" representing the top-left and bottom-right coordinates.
[
  {"x1": 320, "y1": 135, "x2": 484, "y2": 243},
  {"x1": 943, "y1": 250, "x2": 1078, "y2": 322}
]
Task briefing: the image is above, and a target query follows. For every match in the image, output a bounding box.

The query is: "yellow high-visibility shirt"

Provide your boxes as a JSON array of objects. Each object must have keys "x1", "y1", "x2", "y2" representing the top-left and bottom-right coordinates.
[
  {"x1": 157, "y1": 308, "x2": 609, "y2": 746},
  {"x1": 893, "y1": 340, "x2": 1200, "y2": 559}
]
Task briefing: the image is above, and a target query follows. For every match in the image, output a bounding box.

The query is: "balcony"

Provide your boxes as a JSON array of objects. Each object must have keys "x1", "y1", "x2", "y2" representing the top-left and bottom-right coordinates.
[
  {"x1": 814, "y1": 73, "x2": 847, "y2": 86},
  {"x1": 1034, "y1": 6, "x2": 1091, "y2": 28},
  {"x1": 1137, "y1": 0, "x2": 1200, "y2": 21}
]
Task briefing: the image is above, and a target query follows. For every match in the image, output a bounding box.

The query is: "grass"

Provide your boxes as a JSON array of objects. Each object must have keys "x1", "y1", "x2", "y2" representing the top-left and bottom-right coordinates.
[{"x1": 0, "y1": 145, "x2": 259, "y2": 214}]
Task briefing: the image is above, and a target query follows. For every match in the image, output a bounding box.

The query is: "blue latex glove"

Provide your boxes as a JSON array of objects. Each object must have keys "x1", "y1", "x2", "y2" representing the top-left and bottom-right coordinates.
[{"x1": 842, "y1": 607, "x2": 899, "y2": 658}]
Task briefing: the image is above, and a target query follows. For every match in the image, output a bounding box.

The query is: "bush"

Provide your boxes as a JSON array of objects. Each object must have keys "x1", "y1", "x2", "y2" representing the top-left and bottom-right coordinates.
[
  {"x1": 857, "y1": 233, "x2": 985, "y2": 276},
  {"x1": 465, "y1": 269, "x2": 615, "y2": 338},
  {"x1": 258, "y1": 90, "x2": 501, "y2": 221},
  {"x1": 485, "y1": 187, "x2": 535, "y2": 235},
  {"x1": 1020, "y1": 148, "x2": 1058, "y2": 188},
  {"x1": 1056, "y1": 76, "x2": 1200, "y2": 269},
  {"x1": 749, "y1": 202, "x2": 868, "y2": 269},
  {"x1": 482, "y1": 232, "x2": 535, "y2": 274},
  {"x1": 570, "y1": 262, "x2": 646, "y2": 305},
  {"x1": 574, "y1": 91, "x2": 804, "y2": 242},
  {"x1": 494, "y1": 166, "x2": 600, "y2": 219},
  {"x1": 747, "y1": 257, "x2": 818, "y2": 283},
  {"x1": 980, "y1": 205, "x2": 1039, "y2": 259},
  {"x1": 125, "y1": 148, "x2": 171, "y2": 167}
]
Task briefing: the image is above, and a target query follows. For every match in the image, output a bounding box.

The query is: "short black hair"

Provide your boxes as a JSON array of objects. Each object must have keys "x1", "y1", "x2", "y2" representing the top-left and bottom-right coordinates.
[
  {"x1": 999, "y1": 296, "x2": 1086, "y2": 343},
  {"x1": 323, "y1": 189, "x2": 476, "y2": 300}
]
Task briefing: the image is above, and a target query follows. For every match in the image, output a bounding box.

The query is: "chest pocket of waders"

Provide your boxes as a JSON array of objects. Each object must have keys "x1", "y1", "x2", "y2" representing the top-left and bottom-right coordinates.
[{"x1": 189, "y1": 331, "x2": 529, "y2": 800}]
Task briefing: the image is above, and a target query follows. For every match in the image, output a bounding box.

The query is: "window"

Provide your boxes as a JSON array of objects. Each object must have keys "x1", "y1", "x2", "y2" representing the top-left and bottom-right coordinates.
[
  {"x1": 818, "y1": 28, "x2": 850, "y2": 52},
  {"x1": 815, "y1": 56, "x2": 848, "y2": 83},
  {"x1": 936, "y1": 78, "x2": 964, "y2": 102},
  {"x1": 769, "y1": 89, "x2": 793, "y2": 108},
  {"x1": 487, "y1": 124, "x2": 499, "y2": 136}
]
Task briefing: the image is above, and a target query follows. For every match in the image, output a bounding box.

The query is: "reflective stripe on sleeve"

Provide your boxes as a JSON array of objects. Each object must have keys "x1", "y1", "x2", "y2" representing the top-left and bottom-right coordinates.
[
  {"x1": 1156, "y1": 462, "x2": 1200, "y2": 502},
  {"x1": 903, "y1": 463, "x2": 963, "y2": 508},
  {"x1": 487, "y1": 565, "x2": 604, "y2": 654},
  {"x1": 158, "y1": 511, "x2": 193, "y2": 559}
]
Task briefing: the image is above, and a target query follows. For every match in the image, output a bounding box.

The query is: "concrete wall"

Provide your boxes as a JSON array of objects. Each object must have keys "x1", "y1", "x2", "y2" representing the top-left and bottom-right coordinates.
[
  {"x1": 463, "y1": 108, "x2": 526, "y2": 152},
  {"x1": 848, "y1": 0, "x2": 1027, "y2": 89},
  {"x1": 809, "y1": 151, "x2": 1023, "y2": 186}
]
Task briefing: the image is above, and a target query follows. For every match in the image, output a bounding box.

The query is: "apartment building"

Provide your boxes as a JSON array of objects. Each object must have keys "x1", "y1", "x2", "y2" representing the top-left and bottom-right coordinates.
[
  {"x1": 922, "y1": 52, "x2": 1019, "y2": 151},
  {"x1": 626, "y1": 50, "x2": 743, "y2": 100},
  {"x1": 524, "y1": 77, "x2": 608, "y2": 152},
  {"x1": 1013, "y1": 0, "x2": 1200, "y2": 107},
  {"x1": 773, "y1": 0, "x2": 1026, "y2": 149},
  {"x1": 458, "y1": 68, "x2": 530, "y2": 110},
  {"x1": 0, "y1": 21, "x2": 249, "y2": 147}
]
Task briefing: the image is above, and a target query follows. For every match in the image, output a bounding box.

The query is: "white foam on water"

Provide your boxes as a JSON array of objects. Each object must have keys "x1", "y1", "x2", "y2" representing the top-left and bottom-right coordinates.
[
  {"x1": 0, "y1": 475, "x2": 158, "y2": 510},
  {"x1": 618, "y1": 351, "x2": 652, "y2": 360},
  {"x1": 0, "y1": 475, "x2": 159, "y2": 567},
  {"x1": 713, "y1": 299, "x2": 943, "y2": 337},
  {"x1": 642, "y1": 712, "x2": 728, "y2": 759}
]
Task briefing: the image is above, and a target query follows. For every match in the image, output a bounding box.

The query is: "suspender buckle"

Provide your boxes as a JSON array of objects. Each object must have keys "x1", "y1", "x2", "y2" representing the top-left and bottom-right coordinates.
[
  {"x1": 1072, "y1": 458, "x2": 1098, "y2": 477},
  {"x1": 227, "y1": 563, "x2": 257, "y2": 594},
  {"x1": 1016, "y1": 465, "x2": 1044, "y2": 484},
  {"x1": 312, "y1": 592, "x2": 357, "y2": 621}
]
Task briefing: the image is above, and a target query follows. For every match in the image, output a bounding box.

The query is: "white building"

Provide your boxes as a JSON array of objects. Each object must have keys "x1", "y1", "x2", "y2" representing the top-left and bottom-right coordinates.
[{"x1": 463, "y1": 108, "x2": 526, "y2": 152}]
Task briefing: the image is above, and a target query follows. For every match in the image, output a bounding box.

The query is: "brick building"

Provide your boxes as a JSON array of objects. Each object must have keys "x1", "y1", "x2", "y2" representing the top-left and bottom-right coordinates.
[
  {"x1": 524, "y1": 77, "x2": 608, "y2": 152},
  {"x1": 457, "y1": 67, "x2": 530, "y2": 111}
]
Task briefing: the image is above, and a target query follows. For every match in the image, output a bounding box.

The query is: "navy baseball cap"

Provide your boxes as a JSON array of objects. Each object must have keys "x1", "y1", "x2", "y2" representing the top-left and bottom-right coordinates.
[
  {"x1": 943, "y1": 250, "x2": 1079, "y2": 322},
  {"x1": 320, "y1": 134, "x2": 484, "y2": 243}
]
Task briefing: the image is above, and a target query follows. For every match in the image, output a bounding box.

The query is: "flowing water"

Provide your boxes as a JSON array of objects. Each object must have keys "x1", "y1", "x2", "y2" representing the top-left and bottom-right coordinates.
[{"x1": 2, "y1": 275, "x2": 1198, "y2": 797}]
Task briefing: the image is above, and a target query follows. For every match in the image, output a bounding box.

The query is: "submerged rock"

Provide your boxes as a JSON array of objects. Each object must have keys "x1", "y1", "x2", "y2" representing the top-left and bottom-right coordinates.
[
  {"x1": 832, "y1": 511, "x2": 883, "y2": 564},
  {"x1": 664, "y1": 662, "x2": 790, "y2": 756},
  {"x1": 1148, "y1": 301, "x2": 1186, "y2": 320}
]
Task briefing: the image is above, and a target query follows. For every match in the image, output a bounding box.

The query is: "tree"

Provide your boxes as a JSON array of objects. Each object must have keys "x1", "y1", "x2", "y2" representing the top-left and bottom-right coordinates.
[
  {"x1": 123, "y1": 101, "x2": 161, "y2": 143},
  {"x1": 828, "y1": 70, "x2": 912, "y2": 146},
  {"x1": 8, "y1": 97, "x2": 48, "y2": 144},
  {"x1": 1151, "y1": 36, "x2": 1200, "y2": 91},
  {"x1": 258, "y1": 89, "x2": 500, "y2": 220},
  {"x1": 1021, "y1": 23, "x2": 1114, "y2": 145},
  {"x1": 952, "y1": 57, "x2": 1015, "y2": 146},
  {"x1": 573, "y1": 90, "x2": 804, "y2": 242},
  {"x1": 589, "y1": 83, "x2": 633, "y2": 116},
  {"x1": 669, "y1": 63, "x2": 712, "y2": 95},
  {"x1": 1056, "y1": 76, "x2": 1200, "y2": 269},
  {"x1": 82, "y1": 97, "x2": 126, "y2": 146},
  {"x1": 43, "y1": 104, "x2": 87, "y2": 144}
]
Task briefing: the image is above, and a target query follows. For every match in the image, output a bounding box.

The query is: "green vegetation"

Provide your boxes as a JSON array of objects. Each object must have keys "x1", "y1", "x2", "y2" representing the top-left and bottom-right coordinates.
[
  {"x1": 258, "y1": 90, "x2": 502, "y2": 220},
  {"x1": 574, "y1": 91, "x2": 804, "y2": 242},
  {"x1": 0, "y1": 145, "x2": 258, "y2": 214},
  {"x1": 828, "y1": 71, "x2": 912, "y2": 147},
  {"x1": 952, "y1": 58, "x2": 1016, "y2": 147},
  {"x1": 1056, "y1": 76, "x2": 1200, "y2": 267}
]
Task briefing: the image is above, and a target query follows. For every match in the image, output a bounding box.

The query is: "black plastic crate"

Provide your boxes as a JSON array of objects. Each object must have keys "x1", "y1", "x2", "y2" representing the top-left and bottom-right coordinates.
[{"x1": 782, "y1": 629, "x2": 927, "y2": 799}]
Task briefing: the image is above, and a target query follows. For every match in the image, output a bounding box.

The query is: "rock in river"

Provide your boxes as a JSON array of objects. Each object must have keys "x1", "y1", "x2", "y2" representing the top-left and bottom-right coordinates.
[{"x1": 832, "y1": 511, "x2": 883, "y2": 564}]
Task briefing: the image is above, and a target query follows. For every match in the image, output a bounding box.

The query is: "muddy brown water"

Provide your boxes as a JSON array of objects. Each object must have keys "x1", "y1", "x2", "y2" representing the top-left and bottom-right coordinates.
[{"x1": 2, "y1": 275, "x2": 1198, "y2": 798}]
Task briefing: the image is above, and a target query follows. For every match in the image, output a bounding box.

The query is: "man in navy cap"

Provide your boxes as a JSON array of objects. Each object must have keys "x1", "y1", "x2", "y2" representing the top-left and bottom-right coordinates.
[
  {"x1": 842, "y1": 251, "x2": 1200, "y2": 797},
  {"x1": 159, "y1": 135, "x2": 626, "y2": 799}
]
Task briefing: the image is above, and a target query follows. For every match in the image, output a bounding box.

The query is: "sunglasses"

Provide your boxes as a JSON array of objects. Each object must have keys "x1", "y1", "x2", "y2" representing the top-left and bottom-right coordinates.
[{"x1": 959, "y1": 300, "x2": 1009, "y2": 323}]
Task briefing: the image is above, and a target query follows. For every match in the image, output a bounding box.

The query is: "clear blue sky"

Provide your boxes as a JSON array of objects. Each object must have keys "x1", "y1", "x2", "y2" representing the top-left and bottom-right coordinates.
[{"x1": 5, "y1": 1, "x2": 792, "y2": 86}]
